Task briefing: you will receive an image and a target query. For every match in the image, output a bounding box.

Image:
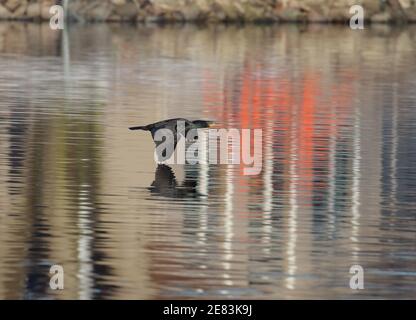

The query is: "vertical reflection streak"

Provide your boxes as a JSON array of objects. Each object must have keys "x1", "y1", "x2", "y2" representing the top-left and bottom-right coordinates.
[
  {"x1": 350, "y1": 104, "x2": 361, "y2": 260},
  {"x1": 262, "y1": 121, "x2": 273, "y2": 254},
  {"x1": 390, "y1": 83, "x2": 398, "y2": 210},
  {"x1": 77, "y1": 183, "x2": 93, "y2": 300},
  {"x1": 328, "y1": 104, "x2": 337, "y2": 237},
  {"x1": 197, "y1": 131, "x2": 208, "y2": 245},
  {"x1": 222, "y1": 164, "x2": 234, "y2": 287},
  {"x1": 62, "y1": 26, "x2": 70, "y2": 80},
  {"x1": 286, "y1": 112, "x2": 298, "y2": 290}
]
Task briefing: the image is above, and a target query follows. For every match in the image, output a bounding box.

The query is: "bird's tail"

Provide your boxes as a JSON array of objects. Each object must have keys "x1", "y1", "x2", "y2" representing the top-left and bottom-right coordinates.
[{"x1": 129, "y1": 125, "x2": 149, "y2": 131}]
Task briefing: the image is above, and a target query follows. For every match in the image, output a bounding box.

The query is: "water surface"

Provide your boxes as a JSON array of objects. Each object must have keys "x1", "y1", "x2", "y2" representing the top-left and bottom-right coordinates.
[{"x1": 0, "y1": 23, "x2": 415, "y2": 299}]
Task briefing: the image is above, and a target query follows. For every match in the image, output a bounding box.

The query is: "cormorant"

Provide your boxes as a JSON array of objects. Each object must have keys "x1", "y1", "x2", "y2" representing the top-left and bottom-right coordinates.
[{"x1": 129, "y1": 118, "x2": 214, "y2": 160}]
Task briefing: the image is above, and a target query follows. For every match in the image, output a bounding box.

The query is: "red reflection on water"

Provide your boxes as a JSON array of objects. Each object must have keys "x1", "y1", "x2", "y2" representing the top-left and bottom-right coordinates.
[{"x1": 202, "y1": 64, "x2": 355, "y2": 192}]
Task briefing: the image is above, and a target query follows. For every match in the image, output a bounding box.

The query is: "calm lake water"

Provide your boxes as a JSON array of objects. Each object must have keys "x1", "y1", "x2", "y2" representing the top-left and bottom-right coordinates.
[{"x1": 0, "y1": 23, "x2": 415, "y2": 299}]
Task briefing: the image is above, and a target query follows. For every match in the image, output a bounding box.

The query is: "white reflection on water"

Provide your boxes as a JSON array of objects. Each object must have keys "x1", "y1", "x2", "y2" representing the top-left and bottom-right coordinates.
[
  {"x1": 286, "y1": 109, "x2": 298, "y2": 291},
  {"x1": 261, "y1": 119, "x2": 273, "y2": 256},
  {"x1": 77, "y1": 183, "x2": 93, "y2": 300},
  {"x1": 350, "y1": 103, "x2": 361, "y2": 261},
  {"x1": 222, "y1": 164, "x2": 235, "y2": 287}
]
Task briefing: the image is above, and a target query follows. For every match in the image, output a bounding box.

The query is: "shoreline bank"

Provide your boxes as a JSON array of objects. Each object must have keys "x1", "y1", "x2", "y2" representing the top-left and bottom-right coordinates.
[{"x1": 0, "y1": 1, "x2": 415, "y2": 24}]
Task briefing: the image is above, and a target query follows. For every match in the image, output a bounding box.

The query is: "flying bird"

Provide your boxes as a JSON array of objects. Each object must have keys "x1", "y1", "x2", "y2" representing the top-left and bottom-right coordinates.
[{"x1": 129, "y1": 118, "x2": 214, "y2": 160}]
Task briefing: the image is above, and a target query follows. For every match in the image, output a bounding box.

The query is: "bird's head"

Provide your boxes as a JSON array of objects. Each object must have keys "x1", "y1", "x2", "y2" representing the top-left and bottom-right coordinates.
[{"x1": 191, "y1": 120, "x2": 216, "y2": 129}]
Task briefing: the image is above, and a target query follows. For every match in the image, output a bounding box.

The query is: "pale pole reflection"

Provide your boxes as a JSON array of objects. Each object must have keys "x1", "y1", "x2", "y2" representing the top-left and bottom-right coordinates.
[
  {"x1": 328, "y1": 103, "x2": 337, "y2": 237},
  {"x1": 62, "y1": 21, "x2": 70, "y2": 81},
  {"x1": 286, "y1": 113, "x2": 298, "y2": 290},
  {"x1": 196, "y1": 131, "x2": 208, "y2": 246},
  {"x1": 222, "y1": 162, "x2": 235, "y2": 287},
  {"x1": 77, "y1": 183, "x2": 93, "y2": 300},
  {"x1": 262, "y1": 121, "x2": 273, "y2": 255},
  {"x1": 350, "y1": 103, "x2": 361, "y2": 261},
  {"x1": 390, "y1": 83, "x2": 398, "y2": 210},
  {"x1": 195, "y1": 132, "x2": 209, "y2": 294}
]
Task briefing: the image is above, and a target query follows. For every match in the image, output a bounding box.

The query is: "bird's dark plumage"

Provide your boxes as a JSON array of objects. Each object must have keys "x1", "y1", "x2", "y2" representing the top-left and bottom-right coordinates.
[
  {"x1": 129, "y1": 118, "x2": 214, "y2": 161},
  {"x1": 129, "y1": 118, "x2": 212, "y2": 132}
]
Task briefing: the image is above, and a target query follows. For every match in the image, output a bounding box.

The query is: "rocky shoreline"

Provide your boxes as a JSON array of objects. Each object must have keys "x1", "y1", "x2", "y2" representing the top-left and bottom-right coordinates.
[{"x1": 0, "y1": 0, "x2": 415, "y2": 23}]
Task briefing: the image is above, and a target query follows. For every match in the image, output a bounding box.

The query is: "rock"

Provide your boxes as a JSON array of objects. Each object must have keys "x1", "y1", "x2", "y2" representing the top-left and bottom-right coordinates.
[
  {"x1": 216, "y1": 0, "x2": 242, "y2": 21},
  {"x1": 181, "y1": 4, "x2": 201, "y2": 21},
  {"x1": 4, "y1": 0, "x2": 20, "y2": 12},
  {"x1": 371, "y1": 11, "x2": 392, "y2": 23},
  {"x1": 85, "y1": 3, "x2": 112, "y2": 21},
  {"x1": 114, "y1": 2, "x2": 138, "y2": 20},
  {"x1": 111, "y1": 0, "x2": 127, "y2": 5},
  {"x1": 144, "y1": 15, "x2": 161, "y2": 23},
  {"x1": 240, "y1": 2, "x2": 268, "y2": 21},
  {"x1": 278, "y1": 7, "x2": 306, "y2": 22},
  {"x1": 398, "y1": 0, "x2": 411, "y2": 9},
  {"x1": 0, "y1": 4, "x2": 11, "y2": 19},
  {"x1": 404, "y1": 6, "x2": 416, "y2": 22},
  {"x1": 400, "y1": 0, "x2": 416, "y2": 22},
  {"x1": 107, "y1": 13, "x2": 122, "y2": 21},
  {"x1": 11, "y1": 0, "x2": 27, "y2": 18},
  {"x1": 308, "y1": 11, "x2": 328, "y2": 23},
  {"x1": 26, "y1": 3, "x2": 42, "y2": 18},
  {"x1": 136, "y1": 11, "x2": 146, "y2": 22},
  {"x1": 40, "y1": 4, "x2": 51, "y2": 20}
]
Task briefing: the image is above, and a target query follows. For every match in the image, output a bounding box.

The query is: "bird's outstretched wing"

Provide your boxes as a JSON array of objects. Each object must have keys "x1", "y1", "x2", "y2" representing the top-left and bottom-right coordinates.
[
  {"x1": 130, "y1": 118, "x2": 199, "y2": 162},
  {"x1": 149, "y1": 119, "x2": 193, "y2": 162}
]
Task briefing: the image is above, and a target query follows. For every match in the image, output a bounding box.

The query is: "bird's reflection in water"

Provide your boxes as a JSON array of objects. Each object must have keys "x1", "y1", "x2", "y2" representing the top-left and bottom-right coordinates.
[{"x1": 149, "y1": 164, "x2": 200, "y2": 199}]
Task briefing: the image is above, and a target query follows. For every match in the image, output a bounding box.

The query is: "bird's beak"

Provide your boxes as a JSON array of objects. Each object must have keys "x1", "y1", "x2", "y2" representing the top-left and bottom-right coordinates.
[{"x1": 208, "y1": 121, "x2": 216, "y2": 128}]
